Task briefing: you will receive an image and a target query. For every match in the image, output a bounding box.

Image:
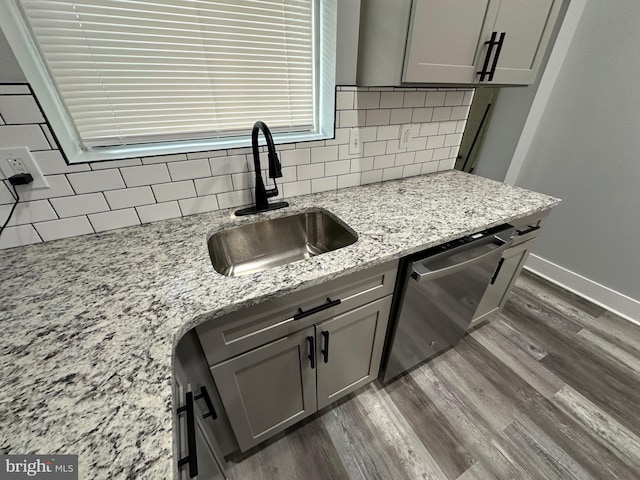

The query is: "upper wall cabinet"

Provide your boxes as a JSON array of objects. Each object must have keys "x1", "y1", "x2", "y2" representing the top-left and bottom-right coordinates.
[
  {"x1": 354, "y1": 0, "x2": 563, "y2": 86},
  {"x1": 403, "y1": 0, "x2": 562, "y2": 85}
]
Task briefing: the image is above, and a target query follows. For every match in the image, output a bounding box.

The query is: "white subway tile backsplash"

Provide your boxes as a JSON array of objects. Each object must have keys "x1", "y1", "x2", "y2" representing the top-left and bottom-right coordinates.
[
  {"x1": 337, "y1": 173, "x2": 361, "y2": 189},
  {"x1": 421, "y1": 161, "x2": 440, "y2": 175},
  {"x1": 194, "y1": 176, "x2": 233, "y2": 196},
  {"x1": 34, "y1": 216, "x2": 94, "y2": 241},
  {"x1": 104, "y1": 186, "x2": 155, "y2": 210},
  {"x1": 361, "y1": 169, "x2": 383, "y2": 185},
  {"x1": 432, "y1": 107, "x2": 453, "y2": 122},
  {"x1": 33, "y1": 150, "x2": 90, "y2": 175},
  {"x1": 1, "y1": 200, "x2": 57, "y2": 226},
  {"x1": 390, "y1": 108, "x2": 412, "y2": 125},
  {"x1": 403, "y1": 91, "x2": 426, "y2": 108},
  {"x1": 282, "y1": 180, "x2": 311, "y2": 197},
  {"x1": 412, "y1": 108, "x2": 433, "y2": 123},
  {"x1": 380, "y1": 91, "x2": 404, "y2": 109},
  {"x1": 311, "y1": 146, "x2": 338, "y2": 163},
  {"x1": 311, "y1": 176, "x2": 337, "y2": 193},
  {"x1": 121, "y1": 164, "x2": 171, "y2": 187},
  {"x1": 363, "y1": 141, "x2": 386, "y2": 157},
  {"x1": 281, "y1": 148, "x2": 311, "y2": 166},
  {"x1": 168, "y1": 158, "x2": 211, "y2": 181},
  {"x1": 355, "y1": 91, "x2": 380, "y2": 109},
  {"x1": 179, "y1": 194, "x2": 219, "y2": 216},
  {"x1": 0, "y1": 125, "x2": 50, "y2": 150},
  {"x1": 325, "y1": 160, "x2": 350, "y2": 176},
  {"x1": 433, "y1": 147, "x2": 451, "y2": 161},
  {"x1": 374, "y1": 155, "x2": 395, "y2": 170},
  {"x1": 0, "y1": 224, "x2": 41, "y2": 249},
  {"x1": 68, "y1": 169, "x2": 125, "y2": 194},
  {"x1": 152, "y1": 181, "x2": 196, "y2": 202},
  {"x1": 217, "y1": 189, "x2": 252, "y2": 210},
  {"x1": 88, "y1": 208, "x2": 140, "y2": 233},
  {"x1": 16, "y1": 174, "x2": 74, "y2": 201},
  {"x1": 403, "y1": 163, "x2": 423, "y2": 178},
  {"x1": 297, "y1": 163, "x2": 324, "y2": 181},
  {"x1": 0, "y1": 85, "x2": 471, "y2": 249},
  {"x1": 51, "y1": 193, "x2": 109, "y2": 217},
  {"x1": 439, "y1": 158, "x2": 456, "y2": 170},
  {"x1": 365, "y1": 109, "x2": 391, "y2": 126},
  {"x1": 0, "y1": 95, "x2": 44, "y2": 124},
  {"x1": 136, "y1": 201, "x2": 182, "y2": 223},
  {"x1": 90, "y1": 158, "x2": 141, "y2": 170},
  {"x1": 444, "y1": 91, "x2": 465, "y2": 106}
]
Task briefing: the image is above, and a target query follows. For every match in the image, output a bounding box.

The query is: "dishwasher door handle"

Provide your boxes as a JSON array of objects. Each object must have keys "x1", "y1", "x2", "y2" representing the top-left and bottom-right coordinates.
[{"x1": 411, "y1": 236, "x2": 511, "y2": 283}]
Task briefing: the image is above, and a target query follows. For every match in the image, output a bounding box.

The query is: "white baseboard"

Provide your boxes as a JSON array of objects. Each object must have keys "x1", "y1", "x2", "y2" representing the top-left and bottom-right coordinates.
[{"x1": 524, "y1": 254, "x2": 640, "y2": 327}]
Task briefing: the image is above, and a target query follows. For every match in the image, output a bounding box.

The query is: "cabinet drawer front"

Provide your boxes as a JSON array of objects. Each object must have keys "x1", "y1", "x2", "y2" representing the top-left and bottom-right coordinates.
[
  {"x1": 197, "y1": 260, "x2": 398, "y2": 365},
  {"x1": 210, "y1": 327, "x2": 317, "y2": 452},
  {"x1": 510, "y1": 209, "x2": 550, "y2": 245}
]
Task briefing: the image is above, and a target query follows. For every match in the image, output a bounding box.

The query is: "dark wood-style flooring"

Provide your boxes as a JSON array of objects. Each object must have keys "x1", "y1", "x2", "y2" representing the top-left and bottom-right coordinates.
[{"x1": 225, "y1": 272, "x2": 640, "y2": 479}]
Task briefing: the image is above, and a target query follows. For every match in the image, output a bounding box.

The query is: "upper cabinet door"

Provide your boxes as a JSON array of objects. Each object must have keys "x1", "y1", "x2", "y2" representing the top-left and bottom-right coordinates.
[
  {"x1": 481, "y1": 0, "x2": 560, "y2": 84},
  {"x1": 403, "y1": 0, "x2": 496, "y2": 84}
]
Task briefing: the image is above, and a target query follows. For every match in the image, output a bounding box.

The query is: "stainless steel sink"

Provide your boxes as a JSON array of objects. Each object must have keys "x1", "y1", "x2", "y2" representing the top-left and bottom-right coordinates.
[{"x1": 208, "y1": 209, "x2": 358, "y2": 276}]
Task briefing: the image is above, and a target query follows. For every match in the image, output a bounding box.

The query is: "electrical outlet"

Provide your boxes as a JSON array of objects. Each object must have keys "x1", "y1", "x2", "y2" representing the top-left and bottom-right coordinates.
[
  {"x1": 0, "y1": 146, "x2": 49, "y2": 189},
  {"x1": 349, "y1": 128, "x2": 360, "y2": 155},
  {"x1": 399, "y1": 124, "x2": 414, "y2": 148}
]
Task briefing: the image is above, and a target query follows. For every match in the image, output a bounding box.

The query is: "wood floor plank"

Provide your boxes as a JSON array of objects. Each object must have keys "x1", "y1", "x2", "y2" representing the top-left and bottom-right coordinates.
[
  {"x1": 355, "y1": 383, "x2": 449, "y2": 480},
  {"x1": 385, "y1": 373, "x2": 476, "y2": 480},
  {"x1": 552, "y1": 385, "x2": 640, "y2": 472},
  {"x1": 489, "y1": 315, "x2": 548, "y2": 361},
  {"x1": 455, "y1": 336, "x2": 640, "y2": 480},
  {"x1": 577, "y1": 328, "x2": 640, "y2": 374},
  {"x1": 470, "y1": 319, "x2": 565, "y2": 399}
]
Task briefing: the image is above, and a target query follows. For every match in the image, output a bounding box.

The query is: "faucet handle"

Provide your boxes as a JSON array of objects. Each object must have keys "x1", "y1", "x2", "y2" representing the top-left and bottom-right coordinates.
[{"x1": 267, "y1": 152, "x2": 283, "y2": 178}]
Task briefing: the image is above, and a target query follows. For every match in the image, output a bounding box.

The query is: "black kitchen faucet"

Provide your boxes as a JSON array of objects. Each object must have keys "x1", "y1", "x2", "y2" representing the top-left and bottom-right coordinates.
[{"x1": 235, "y1": 121, "x2": 289, "y2": 216}]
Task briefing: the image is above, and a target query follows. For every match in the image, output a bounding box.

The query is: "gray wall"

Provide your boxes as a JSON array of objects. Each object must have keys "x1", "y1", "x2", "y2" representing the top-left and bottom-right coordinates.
[
  {"x1": 0, "y1": 29, "x2": 25, "y2": 82},
  {"x1": 515, "y1": 0, "x2": 640, "y2": 301}
]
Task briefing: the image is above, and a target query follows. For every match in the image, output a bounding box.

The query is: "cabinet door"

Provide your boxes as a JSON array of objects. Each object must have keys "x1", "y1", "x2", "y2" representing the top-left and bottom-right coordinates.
[
  {"x1": 316, "y1": 296, "x2": 392, "y2": 410},
  {"x1": 480, "y1": 0, "x2": 561, "y2": 84},
  {"x1": 472, "y1": 238, "x2": 537, "y2": 325},
  {"x1": 210, "y1": 327, "x2": 317, "y2": 452},
  {"x1": 403, "y1": 0, "x2": 497, "y2": 83}
]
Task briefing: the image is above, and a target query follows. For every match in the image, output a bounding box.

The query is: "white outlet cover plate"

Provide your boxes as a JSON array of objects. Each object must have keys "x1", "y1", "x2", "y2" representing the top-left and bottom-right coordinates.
[{"x1": 0, "y1": 146, "x2": 49, "y2": 189}]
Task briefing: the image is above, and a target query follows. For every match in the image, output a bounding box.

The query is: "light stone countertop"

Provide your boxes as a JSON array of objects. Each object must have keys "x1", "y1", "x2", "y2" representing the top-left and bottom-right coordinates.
[{"x1": 0, "y1": 170, "x2": 560, "y2": 478}]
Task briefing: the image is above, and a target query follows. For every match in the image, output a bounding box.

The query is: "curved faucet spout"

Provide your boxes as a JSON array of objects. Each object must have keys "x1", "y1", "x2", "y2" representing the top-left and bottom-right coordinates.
[{"x1": 235, "y1": 121, "x2": 289, "y2": 216}]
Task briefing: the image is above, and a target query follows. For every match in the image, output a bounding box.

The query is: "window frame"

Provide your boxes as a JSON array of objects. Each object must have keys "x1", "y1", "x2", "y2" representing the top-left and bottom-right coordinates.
[{"x1": 0, "y1": 0, "x2": 336, "y2": 164}]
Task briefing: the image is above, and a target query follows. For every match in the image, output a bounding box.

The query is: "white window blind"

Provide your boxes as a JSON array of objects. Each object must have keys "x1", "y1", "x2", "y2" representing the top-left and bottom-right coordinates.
[{"x1": 18, "y1": 0, "x2": 315, "y2": 149}]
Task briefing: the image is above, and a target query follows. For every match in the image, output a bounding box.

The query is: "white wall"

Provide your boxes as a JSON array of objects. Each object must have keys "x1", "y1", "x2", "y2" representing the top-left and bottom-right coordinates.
[{"x1": 512, "y1": 0, "x2": 640, "y2": 321}]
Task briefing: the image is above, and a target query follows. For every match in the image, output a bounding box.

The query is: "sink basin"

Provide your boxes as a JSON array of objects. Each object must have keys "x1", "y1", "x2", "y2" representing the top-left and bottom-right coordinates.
[{"x1": 208, "y1": 209, "x2": 358, "y2": 276}]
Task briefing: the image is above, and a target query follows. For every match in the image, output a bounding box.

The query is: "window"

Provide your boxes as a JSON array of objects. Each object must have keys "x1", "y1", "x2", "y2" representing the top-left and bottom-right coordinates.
[{"x1": 0, "y1": 0, "x2": 336, "y2": 163}]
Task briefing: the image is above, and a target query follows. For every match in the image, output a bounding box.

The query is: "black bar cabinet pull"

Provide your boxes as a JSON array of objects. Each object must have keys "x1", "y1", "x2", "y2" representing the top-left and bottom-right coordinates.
[
  {"x1": 321, "y1": 331, "x2": 330, "y2": 363},
  {"x1": 488, "y1": 32, "x2": 506, "y2": 81},
  {"x1": 490, "y1": 258, "x2": 505, "y2": 285},
  {"x1": 294, "y1": 297, "x2": 341, "y2": 321},
  {"x1": 516, "y1": 224, "x2": 541, "y2": 236},
  {"x1": 194, "y1": 386, "x2": 217, "y2": 420},
  {"x1": 477, "y1": 31, "x2": 497, "y2": 81},
  {"x1": 307, "y1": 336, "x2": 315, "y2": 369},
  {"x1": 177, "y1": 391, "x2": 198, "y2": 478}
]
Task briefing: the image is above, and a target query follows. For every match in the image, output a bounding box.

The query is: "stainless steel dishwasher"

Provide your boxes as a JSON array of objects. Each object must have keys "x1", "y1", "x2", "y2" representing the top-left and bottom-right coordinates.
[{"x1": 381, "y1": 224, "x2": 515, "y2": 383}]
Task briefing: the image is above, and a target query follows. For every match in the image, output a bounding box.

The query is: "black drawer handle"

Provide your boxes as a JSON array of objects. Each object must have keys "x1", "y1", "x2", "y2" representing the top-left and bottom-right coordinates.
[
  {"x1": 177, "y1": 391, "x2": 198, "y2": 478},
  {"x1": 294, "y1": 297, "x2": 341, "y2": 320},
  {"x1": 307, "y1": 336, "x2": 315, "y2": 369},
  {"x1": 490, "y1": 258, "x2": 505, "y2": 285},
  {"x1": 488, "y1": 32, "x2": 506, "y2": 81},
  {"x1": 194, "y1": 386, "x2": 217, "y2": 420},
  {"x1": 478, "y1": 31, "x2": 497, "y2": 81},
  {"x1": 321, "y1": 331, "x2": 330, "y2": 363},
  {"x1": 516, "y1": 225, "x2": 541, "y2": 236}
]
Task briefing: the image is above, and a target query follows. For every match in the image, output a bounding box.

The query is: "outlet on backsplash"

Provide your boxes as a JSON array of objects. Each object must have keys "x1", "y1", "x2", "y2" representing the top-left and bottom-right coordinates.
[{"x1": 0, "y1": 146, "x2": 49, "y2": 189}]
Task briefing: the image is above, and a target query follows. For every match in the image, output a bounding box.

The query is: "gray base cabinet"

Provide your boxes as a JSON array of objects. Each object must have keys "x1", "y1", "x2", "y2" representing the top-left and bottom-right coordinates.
[
  {"x1": 199, "y1": 261, "x2": 398, "y2": 453},
  {"x1": 471, "y1": 210, "x2": 550, "y2": 327},
  {"x1": 210, "y1": 327, "x2": 317, "y2": 452}
]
